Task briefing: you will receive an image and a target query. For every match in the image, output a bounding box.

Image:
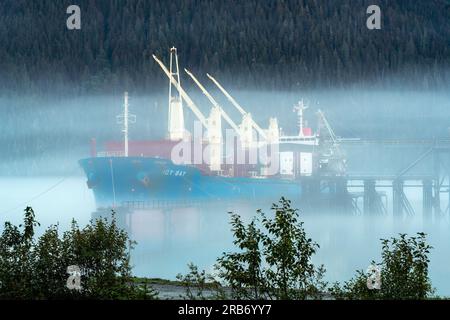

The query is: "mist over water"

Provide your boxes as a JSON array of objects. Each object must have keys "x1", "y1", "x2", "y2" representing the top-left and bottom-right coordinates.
[
  {"x1": 1, "y1": 88, "x2": 450, "y2": 295},
  {"x1": 2, "y1": 88, "x2": 450, "y2": 175}
]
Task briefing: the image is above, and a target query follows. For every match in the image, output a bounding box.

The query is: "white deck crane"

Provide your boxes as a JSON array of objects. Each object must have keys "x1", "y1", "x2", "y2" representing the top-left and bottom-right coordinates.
[
  {"x1": 206, "y1": 74, "x2": 280, "y2": 144},
  {"x1": 167, "y1": 47, "x2": 185, "y2": 141},
  {"x1": 316, "y1": 109, "x2": 347, "y2": 176},
  {"x1": 153, "y1": 53, "x2": 222, "y2": 171},
  {"x1": 153, "y1": 54, "x2": 208, "y2": 129},
  {"x1": 317, "y1": 109, "x2": 338, "y2": 145},
  {"x1": 184, "y1": 69, "x2": 241, "y2": 137}
]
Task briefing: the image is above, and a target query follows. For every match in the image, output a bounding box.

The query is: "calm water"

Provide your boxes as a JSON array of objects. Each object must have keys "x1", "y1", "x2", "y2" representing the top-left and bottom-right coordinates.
[{"x1": 1, "y1": 176, "x2": 449, "y2": 296}]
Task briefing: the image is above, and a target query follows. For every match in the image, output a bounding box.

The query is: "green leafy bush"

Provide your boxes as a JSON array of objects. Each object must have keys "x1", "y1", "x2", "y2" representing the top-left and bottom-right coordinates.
[
  {"x1": 181, "y1": 197, "x2": 327, "y2": 300},
  {"x1": 0, "y1": 207, "x2": 156, "y2": 299},
  {"x1": 330, "y1": 233, "x2": 434, "y2": 300},
  {"x1": 176, "y1": 263, "x2": 225, "y2": 300}
]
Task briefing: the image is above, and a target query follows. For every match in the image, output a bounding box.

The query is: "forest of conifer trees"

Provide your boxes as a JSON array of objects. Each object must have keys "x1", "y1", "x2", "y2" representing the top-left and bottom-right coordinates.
[{"x1": 1, "y1": 0, "x2": 450, "y2": 94}]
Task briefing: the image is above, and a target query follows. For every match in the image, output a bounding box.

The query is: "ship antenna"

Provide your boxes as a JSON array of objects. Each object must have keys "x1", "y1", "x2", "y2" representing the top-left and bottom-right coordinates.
[
  {"x1": 293, "y1": 99, "x2": 308, "y2": 137},
  {"x1": 116, "y1": 92, "x2": 136, "y2": 157}
]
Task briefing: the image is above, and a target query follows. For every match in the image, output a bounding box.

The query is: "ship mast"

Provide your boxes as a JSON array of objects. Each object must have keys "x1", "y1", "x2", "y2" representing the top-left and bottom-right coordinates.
[
  {"x1": 294, "y1": 100, "x2": 308, "y2": 137},
  {"x1": 116, "y1": 91, "x2": 136, "y2": 157}
]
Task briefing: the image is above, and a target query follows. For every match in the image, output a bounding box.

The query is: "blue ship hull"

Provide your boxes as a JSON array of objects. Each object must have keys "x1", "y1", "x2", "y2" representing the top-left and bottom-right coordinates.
[{"x1": 79, "y1": 157, "x2": 308, "y2": 208}]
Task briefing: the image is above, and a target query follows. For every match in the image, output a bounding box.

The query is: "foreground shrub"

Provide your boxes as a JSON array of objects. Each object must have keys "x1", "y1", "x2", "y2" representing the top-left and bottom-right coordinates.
[
  {"x1": 330, "y1": 233, "x2": 434, "y2": 300},
  {"x1": 0, "y1": 207, "x2": 156, "y2": 299},
  {"x1": 179, "y1": 197, "x2": 327, "y2": 300}
]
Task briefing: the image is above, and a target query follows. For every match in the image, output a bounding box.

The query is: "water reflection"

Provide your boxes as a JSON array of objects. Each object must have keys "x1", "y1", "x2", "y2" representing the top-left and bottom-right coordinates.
[{"x1": 92, "y1": 195, "x2": 450, "y2": 296}]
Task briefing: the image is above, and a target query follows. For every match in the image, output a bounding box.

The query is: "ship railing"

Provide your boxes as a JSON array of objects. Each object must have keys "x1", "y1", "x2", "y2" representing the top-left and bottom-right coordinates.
[
  {"x1": 121, "y1": 199, "x2": 207, "y2": 210},
  {"x1": 279, "y1": 136, "x2": 318, "y2": 145},
  {"x1": 97, "y1": 151, "x2": 126, "y2": 157}
]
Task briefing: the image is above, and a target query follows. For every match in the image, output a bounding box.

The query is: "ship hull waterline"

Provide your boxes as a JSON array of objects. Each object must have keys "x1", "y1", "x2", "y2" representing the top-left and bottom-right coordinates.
[{"x1": 79, "y1": 157, "x2": 351, "y2": 212}]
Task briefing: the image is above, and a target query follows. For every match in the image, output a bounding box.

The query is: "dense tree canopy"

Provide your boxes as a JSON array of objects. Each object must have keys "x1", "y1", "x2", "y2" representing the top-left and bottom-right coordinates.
[{"x1": 1, "y1": 0, "x2": 450, "y2": 94}]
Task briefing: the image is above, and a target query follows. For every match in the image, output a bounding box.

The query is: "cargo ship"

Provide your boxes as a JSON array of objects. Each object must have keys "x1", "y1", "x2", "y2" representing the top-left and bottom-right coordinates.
[{"x1": 79, "y1": 48, "x2": 348, "y2": 210}]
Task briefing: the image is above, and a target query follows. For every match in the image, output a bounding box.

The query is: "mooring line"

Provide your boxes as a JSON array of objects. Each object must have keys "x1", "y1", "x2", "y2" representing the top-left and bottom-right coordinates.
[{"x1": 0, "y1": 168, "x2": 80, "y2": 216}]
